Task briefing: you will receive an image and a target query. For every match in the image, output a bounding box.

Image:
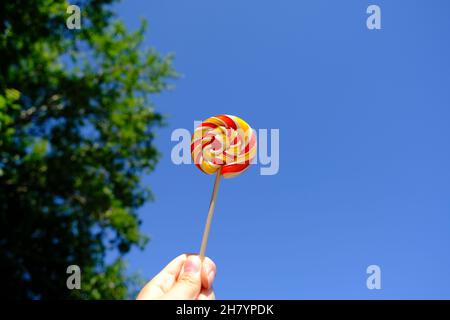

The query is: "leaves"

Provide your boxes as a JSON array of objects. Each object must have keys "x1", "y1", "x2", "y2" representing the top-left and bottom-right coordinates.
[{"x1": 0, "y1": 0, "x2": 175, "y2": 299}]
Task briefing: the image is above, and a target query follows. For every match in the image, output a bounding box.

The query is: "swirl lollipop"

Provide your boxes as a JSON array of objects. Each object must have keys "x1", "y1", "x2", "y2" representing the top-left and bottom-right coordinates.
[{"x1": 191, "y1": 115, "x2": 257, "y2": 259}]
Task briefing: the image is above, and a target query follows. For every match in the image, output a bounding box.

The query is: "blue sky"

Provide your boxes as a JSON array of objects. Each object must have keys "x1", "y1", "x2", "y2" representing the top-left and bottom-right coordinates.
[{"x1": 114, "y1": 0, "x2": 450, "y2": 299}]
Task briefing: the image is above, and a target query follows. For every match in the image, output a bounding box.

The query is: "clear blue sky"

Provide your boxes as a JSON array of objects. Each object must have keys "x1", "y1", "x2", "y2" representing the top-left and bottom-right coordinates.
[{"x1": 114, "y1": 0, "x2": 450, "y2": 299}]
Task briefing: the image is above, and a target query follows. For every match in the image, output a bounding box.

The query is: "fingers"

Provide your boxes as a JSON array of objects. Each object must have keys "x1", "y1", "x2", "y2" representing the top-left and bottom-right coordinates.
[
  {"x1": 201, "y1": 257, "x2": 216, "y2": 290},
  {"x1": 163, "y1": 255, "x2": 202, "y2": 300},
  {"x1": 136, "y1": 254, "x2": 187, "y2": 300},
  {"x1": 136, "y1": 254, "x2": 217, "y2": 300},
  {"x1": 198, "y1": 287, "x2": 216, "y2": 300}
]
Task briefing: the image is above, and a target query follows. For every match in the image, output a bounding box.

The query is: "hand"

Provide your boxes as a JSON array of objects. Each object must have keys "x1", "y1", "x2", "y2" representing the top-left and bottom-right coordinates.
[{"x1": 136, "y1": 254, "x2": 217, "y2": 300}]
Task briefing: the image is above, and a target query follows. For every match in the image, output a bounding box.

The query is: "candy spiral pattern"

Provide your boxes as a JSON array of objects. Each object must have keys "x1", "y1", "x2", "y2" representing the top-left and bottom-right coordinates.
[{"x1": 191, "y1": 115, "x2": 257, "y2": 178}]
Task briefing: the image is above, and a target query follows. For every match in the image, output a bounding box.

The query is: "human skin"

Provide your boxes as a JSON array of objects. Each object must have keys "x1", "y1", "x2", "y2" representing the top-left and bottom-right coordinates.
[{"x1": 136, "y1": 254, "x2": 216, "y2": 300}]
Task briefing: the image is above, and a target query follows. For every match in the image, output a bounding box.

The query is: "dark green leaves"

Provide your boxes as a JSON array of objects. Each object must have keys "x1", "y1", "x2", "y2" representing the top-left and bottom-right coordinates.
[{"x1": 0, "y1": 0, "x2": 175, "y2": 299}]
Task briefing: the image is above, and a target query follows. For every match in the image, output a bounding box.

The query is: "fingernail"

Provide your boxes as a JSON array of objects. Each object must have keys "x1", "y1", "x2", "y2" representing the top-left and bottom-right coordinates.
[
  {"x1": 182, "y1": 256, "x2": 200, "y2": 275},
  {"x1": 207, "y1": 268, "x2": 216, "y2": 286}
]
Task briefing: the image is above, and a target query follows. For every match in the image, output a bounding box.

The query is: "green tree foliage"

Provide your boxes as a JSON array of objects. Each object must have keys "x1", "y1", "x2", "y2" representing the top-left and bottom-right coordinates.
[{"x1": 0, "y1": 0, "x2": 176, "y2": 299}]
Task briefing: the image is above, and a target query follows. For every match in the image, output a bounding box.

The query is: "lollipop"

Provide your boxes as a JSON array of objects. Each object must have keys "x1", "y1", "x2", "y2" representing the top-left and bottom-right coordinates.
[{"x1": 191, "y1": 115, "x2": 257, "y2": 259}]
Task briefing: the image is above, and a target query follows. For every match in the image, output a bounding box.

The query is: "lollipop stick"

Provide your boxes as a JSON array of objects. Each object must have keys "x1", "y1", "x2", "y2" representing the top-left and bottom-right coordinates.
[{"x1": 199, "y1": 171, "x2": 221, "y2": 260}]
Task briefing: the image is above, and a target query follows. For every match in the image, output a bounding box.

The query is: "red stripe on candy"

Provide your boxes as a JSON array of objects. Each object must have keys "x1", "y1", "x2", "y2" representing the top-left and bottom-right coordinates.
[
  {"x1": 221, "y1": 163, "x2": 249, "y2": 176},
  {"x1": 243, "y1": 135, "x2": 256, "y2": 153},
  {"x1": 201, "y1": 122, "x2": 217, "y2": 129},
  {"x1": 217, "y1": 115, "x2": 237, "y2": 130},
  {"x1": 191, "y1": 139, "x2": 202, "y2": 152}
]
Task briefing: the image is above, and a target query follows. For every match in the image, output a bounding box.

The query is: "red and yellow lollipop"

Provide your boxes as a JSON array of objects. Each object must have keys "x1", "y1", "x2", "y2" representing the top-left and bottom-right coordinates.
[
  {"x1": 191, "y1": 114, "x2": 257, "y2": 178},
  {"x1": 191, "y1": 115, "x2": 257, "y2": 259}
]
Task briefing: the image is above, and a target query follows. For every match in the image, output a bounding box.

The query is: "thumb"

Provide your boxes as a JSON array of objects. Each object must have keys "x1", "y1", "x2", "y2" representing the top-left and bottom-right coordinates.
[{"x1": 163, "y1": 255, "x2": 202, "y2": 300}]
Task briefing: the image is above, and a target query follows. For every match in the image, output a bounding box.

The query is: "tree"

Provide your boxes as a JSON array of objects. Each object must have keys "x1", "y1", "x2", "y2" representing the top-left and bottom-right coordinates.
[{"x1": 0, "y1": 0, "x2": 176, "y2": 299}]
